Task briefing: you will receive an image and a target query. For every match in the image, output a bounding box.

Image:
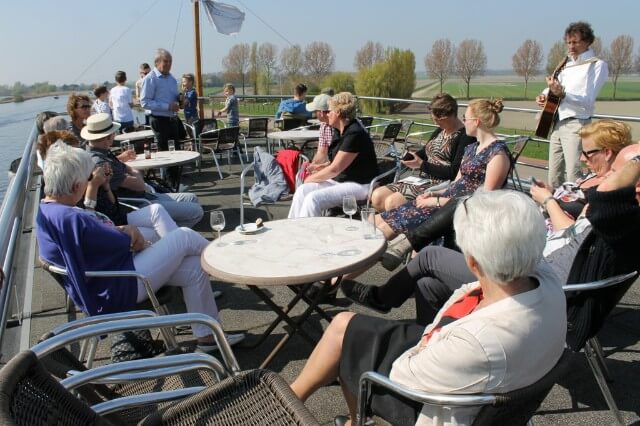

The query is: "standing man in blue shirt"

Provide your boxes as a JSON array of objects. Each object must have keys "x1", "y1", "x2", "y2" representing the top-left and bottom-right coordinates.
[{"x1": 141, "y1": 48, "x2": 185, "y2": 151}]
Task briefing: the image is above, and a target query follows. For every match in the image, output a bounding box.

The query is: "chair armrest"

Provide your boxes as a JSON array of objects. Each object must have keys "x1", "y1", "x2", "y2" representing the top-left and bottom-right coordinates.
[
  {"x1": 357, "y1": 371, "x2": 496, "y2": 426},
  {"x1": 426, "y1": 180, "x2": 450, "y2": 192},
  {"x1": 119, "y1": 196, "x2": 153, "y2": 207},
  {"x1": 61, "y1": 352, "x2": 225, "y2": 390},
  {"x1": 366, "y1": 164, "x2": 400, "y2": 210},
  {"x1": 50, "y1": 310, "x2": 156, "y2": 336},
  {"x1": 407, "y1": 131, "x2": 435, "y2": 139},
  {"x1": 200, "y1": 128, "x2": 222, "y2": 138},
  {"x1": 92, "y1": 387, "x2": 205, "y2": 416},
  {"x1": 30, "y1": 313, "x2": 241, "y2": 375},
  {"x1": 562, "y1": 271, "x2": 637, "y2": 292},
  {"x1": 118, "y1": 201, "x2": 140, "y2": 211}
]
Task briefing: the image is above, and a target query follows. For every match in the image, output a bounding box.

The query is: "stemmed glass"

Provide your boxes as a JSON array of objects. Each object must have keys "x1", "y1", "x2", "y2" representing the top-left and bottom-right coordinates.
[
  {"x1": 150, "y1": 142, "x2": 158, "y2": 158},
  {"x1": 210, "y1": 210, "x2": 226, "y2": 246},
  {"x1": 343, "y1": 195, "x2": 358, "y2": 230}
]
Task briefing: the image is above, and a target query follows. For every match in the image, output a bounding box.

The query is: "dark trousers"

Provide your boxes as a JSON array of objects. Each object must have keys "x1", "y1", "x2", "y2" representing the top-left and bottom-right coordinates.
[
  {"x1": 149, "y1": 115, "x2": 184, "y2": 151},
  {"x1": 377, "y1": 246, "x2": 474, "y2": 325}
]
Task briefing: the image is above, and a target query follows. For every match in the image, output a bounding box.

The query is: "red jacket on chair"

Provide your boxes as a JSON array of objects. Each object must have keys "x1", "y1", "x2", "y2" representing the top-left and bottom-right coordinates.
[{"x1": 275, "y1": 149, "x2": 300, "y2": 193}]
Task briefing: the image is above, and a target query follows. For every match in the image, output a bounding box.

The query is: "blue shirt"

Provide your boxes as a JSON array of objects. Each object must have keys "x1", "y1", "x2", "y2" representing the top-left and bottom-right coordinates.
[
  {"x1": 140, "y1": 68, "x2": 179, "y2": 117},
  {"x1": 275, "y1": 98, "x2": 312, "y2": 119},
  {"x1": 225, "y1": 94, "x2": 239, "y2": 126},
  {"x1": 36, "y1": 202, "x2": 137, "y2": 316},
  {"x1": 183, "y1": 88, "x2": 198, "y2": 120}
]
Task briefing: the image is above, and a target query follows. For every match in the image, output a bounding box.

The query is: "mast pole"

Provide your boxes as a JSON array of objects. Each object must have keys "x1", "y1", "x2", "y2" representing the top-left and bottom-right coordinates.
[{"x1": 193, "y1": 0, "x2": 204, "y2": 119}]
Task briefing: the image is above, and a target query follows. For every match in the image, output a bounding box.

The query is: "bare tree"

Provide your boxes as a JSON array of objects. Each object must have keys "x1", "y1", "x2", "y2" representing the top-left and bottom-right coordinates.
[
  {"x1": 512, "y1": 39, "x2": 543, "y2": 98},
  {"x1": 455, "y1": 39, "x2": 487, "y2": 99},
  {"x1": 258, "y1": 42, "x2": 278, "y2": 95},
  {"x1": 605, "y1": 35, "x2": 634, "y2": 99},
  {"x1": 304, "y1": 41, "x2": 335, "y2": 82},
  {"x1": 354, "y1": 41, "x2": 384, "y2": 70},
  {"x1": 591, "y1": 37, "x2": 604, "y2": 58},
  {"x1": 222, "y1": 43, "x2": 250, "y2": 94},
  {"x1": 546, "y1": 41, "x2": 566, "y2": 75},
  {"x1": 280, "y1": 44, "x2": 304, "y2": 90},
  {"x1": 424, "y1": 38, "x2": 455, "y2": 93}
]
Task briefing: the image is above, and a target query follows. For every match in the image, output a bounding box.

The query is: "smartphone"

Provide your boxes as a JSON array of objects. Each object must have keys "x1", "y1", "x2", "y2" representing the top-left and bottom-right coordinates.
[{"x1": 402, "y1": 152, "x2": 415, "y2": 161}]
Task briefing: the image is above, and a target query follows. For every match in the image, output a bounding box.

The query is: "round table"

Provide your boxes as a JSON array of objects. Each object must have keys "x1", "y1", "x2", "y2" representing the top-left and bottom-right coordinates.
[
  {"x1": 266, "y1": 129, "x2": 320, "y2": 152},
  {"x1": 201, "y1": 217, "x2": 386, "y2": 285},
  {"x1": 114, "y1": 129, "x2": 155, "y2": 142},
  {"x1": 127, "y1": 150, "x2": 200, "y2": 171},
  {"x1": 201, "y1": 216, "x2": 386, "y2": 367}
]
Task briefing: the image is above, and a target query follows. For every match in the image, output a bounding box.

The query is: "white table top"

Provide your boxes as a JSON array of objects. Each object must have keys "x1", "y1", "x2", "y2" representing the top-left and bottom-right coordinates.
[
  {"x1": 267, "y1": 130, "x2": 320, "y2": 141},
  {"x1": 201, "y1": 217, "x2": 387, "y2": 286},
  {"x1": 307, "y1": 118, "x2": 321, "y2": 125},
  {"x1": 114, "y1": 129, "x2": 155, "y2": 142},
  {"x1": 127, "y1": 150, "x2": 200, "y2": 170}
]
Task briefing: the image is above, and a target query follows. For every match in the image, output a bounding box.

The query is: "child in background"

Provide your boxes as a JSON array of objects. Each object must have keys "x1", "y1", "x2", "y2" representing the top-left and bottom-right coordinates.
[
  {"x1": 110, "y1": 71, "x2": 135, "y2": 133},
  {"x1": 217, "y1": 83, "x2": 239, "y2": 127},
  {"x1": 181, "y1": 73, "x2": 198, "y2": 124},
  {"x1": 91, "y1": 86, "x2": 112, "y2": 117}
]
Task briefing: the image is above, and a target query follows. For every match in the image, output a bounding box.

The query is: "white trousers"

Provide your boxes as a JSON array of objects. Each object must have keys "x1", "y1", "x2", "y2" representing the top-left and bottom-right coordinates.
[
  {"x1": 126, "y1": 203, "x2": 178, "y2": 243},
  {"x1": 288, "y1": 180, "x2": 370, "y2": 218},
  {"x1": 133, "y1": 227, "x2": 218, "y2": 337},
  {"x1": 548, "y1": 118, "x2": 590, "y2": 187}
]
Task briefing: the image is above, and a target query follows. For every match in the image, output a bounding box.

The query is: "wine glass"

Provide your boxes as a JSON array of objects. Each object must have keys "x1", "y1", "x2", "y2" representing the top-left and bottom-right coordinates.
[
  {"x1": 343, "y1": 195, "x2": 358, "y2": 230},
  {"x1": 210, "y1": 210, "x2": 226, "y2": 246},
  {"x1": 168, "y1": 139, "x2": 175, "y2": 152}
]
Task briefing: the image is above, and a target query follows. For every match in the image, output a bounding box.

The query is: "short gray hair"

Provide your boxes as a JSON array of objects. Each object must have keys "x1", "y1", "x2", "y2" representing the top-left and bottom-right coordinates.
[
  {"x1": 43, "y1": 116, "x2": 69, "y2": 133},
  {"x1": 453, "y1": 190, "x2": 546, "y2": 285},
  {"x1": 43, "y1": 142, "x2": 94, "y2": 197},
  {"x1": 155, "y1": 48, "x2": 172, "y2": 64}
]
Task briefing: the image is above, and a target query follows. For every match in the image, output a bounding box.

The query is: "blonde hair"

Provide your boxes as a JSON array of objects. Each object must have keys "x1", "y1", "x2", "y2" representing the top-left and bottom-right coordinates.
[
  {"x1": 467, "y1": 98, "x2": 504, "y2": 129},
  {"x1": 579, "y1": 119, "x2": 632, "y2": 154},
  {"x1": 223, "y1": 83, "x2": 235, "y2": 93},
  {"x1": 328, "y1": 92, "x2": 357, "y2": 120}
]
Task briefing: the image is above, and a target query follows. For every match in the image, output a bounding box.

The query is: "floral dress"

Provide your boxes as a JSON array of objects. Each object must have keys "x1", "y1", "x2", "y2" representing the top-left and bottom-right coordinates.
[{"x1": 381, "y1": 140, "x2": 509, "y2": 234}]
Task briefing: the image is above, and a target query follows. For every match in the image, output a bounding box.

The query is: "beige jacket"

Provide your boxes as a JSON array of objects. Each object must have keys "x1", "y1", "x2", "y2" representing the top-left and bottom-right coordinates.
[{"x1": 389, "y1": 263, "x2": 566, "y2": 426}]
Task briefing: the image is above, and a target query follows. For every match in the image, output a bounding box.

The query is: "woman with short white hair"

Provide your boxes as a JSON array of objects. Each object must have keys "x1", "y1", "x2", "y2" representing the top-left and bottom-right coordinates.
[
  {"x1": 36, "y1": 143, "x2": 243, "y2": 351},
  {"x1": 290, "y1": 189, "x2": 566, "y2": 426},
  {"x1": 288, "y1": 92, "x2": 379, "y2": 218}
]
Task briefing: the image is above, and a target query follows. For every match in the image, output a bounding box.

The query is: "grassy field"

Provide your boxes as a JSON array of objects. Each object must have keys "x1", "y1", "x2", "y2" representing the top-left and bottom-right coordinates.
[{"x1": 418, "y1": 79, "x2": 640, "y2": 101}]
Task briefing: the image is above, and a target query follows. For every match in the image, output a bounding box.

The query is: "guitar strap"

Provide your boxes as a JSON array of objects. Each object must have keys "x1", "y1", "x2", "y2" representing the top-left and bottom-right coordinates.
[{"x1": 552, "y1": 57, "x2": 599, "y2": 122}]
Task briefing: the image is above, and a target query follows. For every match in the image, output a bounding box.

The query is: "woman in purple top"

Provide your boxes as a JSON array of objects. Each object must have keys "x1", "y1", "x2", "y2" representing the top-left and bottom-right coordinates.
[{"x1": 36, "y1": 143, "x2": 244, "y2": 350}]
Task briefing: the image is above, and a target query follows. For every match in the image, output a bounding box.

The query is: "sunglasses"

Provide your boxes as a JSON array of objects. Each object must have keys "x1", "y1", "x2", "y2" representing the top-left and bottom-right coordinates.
[
  {"x1": 581, "y1": 148, "x2": 601, "y2": 159},
  {"x1": 87, "y1": 173, "x2": 93, "y2": 182},
  {"x1": 78, "y1": 104, "x2": 92, "y2": 109}
]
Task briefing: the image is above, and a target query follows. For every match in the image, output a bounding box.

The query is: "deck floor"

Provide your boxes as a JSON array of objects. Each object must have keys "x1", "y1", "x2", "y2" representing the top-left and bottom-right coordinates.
[{"x1": 13, "y1": 140, "x2": 640, "y2": 425}]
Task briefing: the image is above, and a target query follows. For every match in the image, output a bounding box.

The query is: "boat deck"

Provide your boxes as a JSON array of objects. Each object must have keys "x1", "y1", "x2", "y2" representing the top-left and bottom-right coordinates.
[{"x1": 4, "y1": 140, "x2": 640, "y2": 425}]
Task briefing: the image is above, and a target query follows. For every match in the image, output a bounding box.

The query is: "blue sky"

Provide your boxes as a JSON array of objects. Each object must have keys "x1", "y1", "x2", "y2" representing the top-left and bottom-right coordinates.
[{"x1": 1, "y1": 0, "x2": 639, "y2": 86}]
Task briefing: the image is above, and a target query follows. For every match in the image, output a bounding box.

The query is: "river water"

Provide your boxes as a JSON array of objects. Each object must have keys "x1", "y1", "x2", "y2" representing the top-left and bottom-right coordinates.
[{"x1": 0, "y1": 96, "x2": 68, "y2": 200}]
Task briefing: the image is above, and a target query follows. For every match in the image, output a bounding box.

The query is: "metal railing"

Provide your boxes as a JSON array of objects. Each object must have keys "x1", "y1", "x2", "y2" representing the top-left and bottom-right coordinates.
[{"x1": 0, "y1": 123, "x2": 38, "y2": 351}]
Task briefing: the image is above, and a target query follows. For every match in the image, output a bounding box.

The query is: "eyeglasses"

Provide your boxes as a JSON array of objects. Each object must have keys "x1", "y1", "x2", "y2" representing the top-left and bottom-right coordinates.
[
  {"x1": 87, "y1": 173, "x2": 93, "y2": 182},
  {"x1": 581, "y1": 148, "x2": 602, "y2": 159},
  {"x1": 78, "y1": 104, "x2": 91, "y2": 109},
  {"x1": 461, "y1": 195, "x2": 472, "y2": 215}
]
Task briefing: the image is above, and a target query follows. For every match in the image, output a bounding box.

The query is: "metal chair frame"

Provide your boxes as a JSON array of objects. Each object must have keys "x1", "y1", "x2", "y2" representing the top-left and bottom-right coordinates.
[{"x1": 200, "y1": 126, "x2": 246, "y2": 179}]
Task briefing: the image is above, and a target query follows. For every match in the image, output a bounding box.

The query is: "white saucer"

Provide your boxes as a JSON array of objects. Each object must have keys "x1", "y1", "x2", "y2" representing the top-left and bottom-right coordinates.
[{"x1": 235, "y1": 223, "x2": 263, "y2": 234}]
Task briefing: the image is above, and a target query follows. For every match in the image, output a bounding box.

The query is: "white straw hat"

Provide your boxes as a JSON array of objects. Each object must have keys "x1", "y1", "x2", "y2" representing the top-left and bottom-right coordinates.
[{"x1": 80, "y1": 113, "x2": 121, "y2": 140}]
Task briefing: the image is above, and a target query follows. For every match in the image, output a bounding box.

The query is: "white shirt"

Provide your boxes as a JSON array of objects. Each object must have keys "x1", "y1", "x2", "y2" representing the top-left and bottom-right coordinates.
[
  {"x1": 543, "y1": 49, "x2": 608, "y2": 121},
  {"x1": 389, "y1": 263, "x2": 566, "y2": 426},
  {"x1": 109, "y1": 85, "x2": 134, "y2": 123}
]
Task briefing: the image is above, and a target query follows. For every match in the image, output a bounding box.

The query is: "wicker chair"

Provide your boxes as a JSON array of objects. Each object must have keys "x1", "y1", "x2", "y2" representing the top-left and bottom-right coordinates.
[
  {"x1": 140, "y1": 369, "x2": 320, "y2": 426},
  {"x1": 200, "y1": 126, "x2": 246, "y2": 179},
  {"x1": 357, "y1": 349, "x2": 572, "y2": 426},
  {"x1": 241, "y1": 117, "x2": 270, "y2": 157}
]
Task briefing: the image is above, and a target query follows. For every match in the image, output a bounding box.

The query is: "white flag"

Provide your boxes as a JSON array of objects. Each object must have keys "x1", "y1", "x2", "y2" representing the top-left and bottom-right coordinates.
[{"x1": 202, "y1": 0, "x2": 245, "y2": 35}]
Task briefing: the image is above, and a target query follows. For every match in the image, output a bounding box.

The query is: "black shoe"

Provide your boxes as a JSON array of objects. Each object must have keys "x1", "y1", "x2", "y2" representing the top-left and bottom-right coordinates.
[
  {"x1": 334, "y1": 415, "x2": 349, "y2": 426},
  {"x1": 304, "y1": 281, "x2": 338, "y2": 304},
  {"x1": 341, "y1": 280, "x2": 391, "y2": 314}
]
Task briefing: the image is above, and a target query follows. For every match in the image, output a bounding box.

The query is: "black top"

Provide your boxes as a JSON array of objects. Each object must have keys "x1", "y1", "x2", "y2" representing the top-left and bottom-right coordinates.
[
  {"x1": 414, "y1": 127, "x2": 476, "y2": 181},
  {"x1": 328, "y1": 120, "x2": 379, "y2": 184}
]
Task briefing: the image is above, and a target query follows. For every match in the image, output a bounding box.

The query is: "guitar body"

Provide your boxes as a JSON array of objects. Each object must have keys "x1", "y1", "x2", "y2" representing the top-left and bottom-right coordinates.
[
  {"x1": 535, "y1": 92, "x2": 561, "y2": 138},
  {"x1": 535, "y1": 56, "x2": 569, "y2": 139}
]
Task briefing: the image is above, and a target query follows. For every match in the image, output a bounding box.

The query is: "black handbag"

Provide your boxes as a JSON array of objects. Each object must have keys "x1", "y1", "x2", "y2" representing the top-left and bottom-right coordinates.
[{"x1": 110, "y1": 329, "x2": 166, "y2": 363}]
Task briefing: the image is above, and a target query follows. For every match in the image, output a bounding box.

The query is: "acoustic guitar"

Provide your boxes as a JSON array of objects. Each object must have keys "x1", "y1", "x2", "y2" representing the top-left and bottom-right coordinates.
[{"x1": 535, "y1": 56, "x2": 569, "y2": 139}]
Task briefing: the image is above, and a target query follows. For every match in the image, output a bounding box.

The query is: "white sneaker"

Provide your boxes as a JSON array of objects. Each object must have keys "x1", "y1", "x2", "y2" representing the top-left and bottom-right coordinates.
[
  {"x1": 197, "y1": 333, "x2": 246, "y2": 353},
  {"x1": 381, "y1": 234, "x2": 412, "y2": 271}
]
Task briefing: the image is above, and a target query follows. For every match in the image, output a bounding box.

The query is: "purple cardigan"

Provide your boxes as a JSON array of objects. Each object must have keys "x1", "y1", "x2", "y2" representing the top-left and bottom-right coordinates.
[{"x1": 36, "y1": 202, "x2": 137, "y2": 315}]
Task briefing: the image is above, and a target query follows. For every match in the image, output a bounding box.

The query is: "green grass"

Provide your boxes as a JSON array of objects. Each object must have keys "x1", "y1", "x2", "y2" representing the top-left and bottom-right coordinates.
[{"x1": 419, "y1": 80, "x2": 640, "y2": 100}]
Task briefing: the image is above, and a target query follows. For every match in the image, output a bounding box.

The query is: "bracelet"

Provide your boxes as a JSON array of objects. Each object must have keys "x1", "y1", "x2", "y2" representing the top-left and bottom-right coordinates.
[
  {"x1": 436, "y1": 196, "x2": 441, "y2": 208},
  {"x1": 542, "y1": 196, "x2": 554, "y2": 210}
]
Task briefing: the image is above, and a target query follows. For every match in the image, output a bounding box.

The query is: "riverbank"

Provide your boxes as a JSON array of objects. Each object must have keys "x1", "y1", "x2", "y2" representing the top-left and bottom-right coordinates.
[{"x1": 0, "y1": 91, "x2": 73, "y2": 104}]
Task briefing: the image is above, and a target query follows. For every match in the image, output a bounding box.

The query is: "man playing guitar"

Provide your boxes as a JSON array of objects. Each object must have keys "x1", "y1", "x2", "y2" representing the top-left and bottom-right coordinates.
[{"x1": 536, "y1": 21, "x2": 608, "y2": 187}]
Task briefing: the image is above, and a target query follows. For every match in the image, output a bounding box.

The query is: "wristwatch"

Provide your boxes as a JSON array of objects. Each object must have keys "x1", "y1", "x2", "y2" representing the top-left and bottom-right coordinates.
[
  {"x1": 84, "y1": 198, "x2": 97, "y2": 209},
  {"x1": 542, "y1": 196, "x2": 554, "y2": 210}
]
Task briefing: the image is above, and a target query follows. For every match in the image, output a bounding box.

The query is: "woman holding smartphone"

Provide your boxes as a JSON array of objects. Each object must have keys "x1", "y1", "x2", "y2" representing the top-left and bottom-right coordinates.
[{"x1": 371, "y1": 93, "x2": 475, "y2": 212}]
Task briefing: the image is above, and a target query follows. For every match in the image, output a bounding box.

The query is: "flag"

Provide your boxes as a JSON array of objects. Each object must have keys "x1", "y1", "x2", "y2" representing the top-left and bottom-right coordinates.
[{"x1": 202, "y1": 0, "x2": 245, "y2": 35}]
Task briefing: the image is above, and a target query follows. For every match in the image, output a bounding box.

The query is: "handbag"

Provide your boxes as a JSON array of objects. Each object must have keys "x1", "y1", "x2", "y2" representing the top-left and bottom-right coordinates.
[{"x1": 110, "y1": 329, "x2": 166, "y2": 363}]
